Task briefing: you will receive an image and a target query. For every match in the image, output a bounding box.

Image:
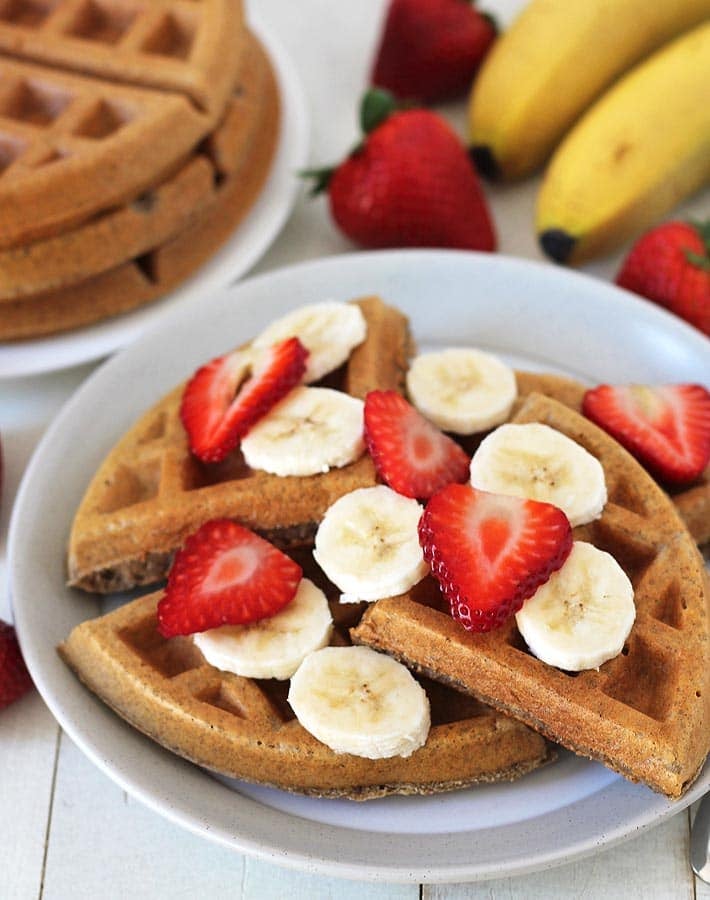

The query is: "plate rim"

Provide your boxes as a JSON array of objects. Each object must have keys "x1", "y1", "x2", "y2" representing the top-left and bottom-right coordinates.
[
  {"x1": 9, "y1": 248, "x2": 710, "y2": 883},
  {"x1": 0, "y1": 13, "x2": 310, "y2": 380}
]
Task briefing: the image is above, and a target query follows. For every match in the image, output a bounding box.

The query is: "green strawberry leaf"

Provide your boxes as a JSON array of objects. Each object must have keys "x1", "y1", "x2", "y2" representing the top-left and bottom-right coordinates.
[
  {"x1": 684, "y1": 250, "x2": 710, "y2": 272},
  {"x1": 300, "y1": 165, "x2": 335, "y2": 196},
  {"x1": 360, "y1": 88, "x2": 398, "y2": 134}
]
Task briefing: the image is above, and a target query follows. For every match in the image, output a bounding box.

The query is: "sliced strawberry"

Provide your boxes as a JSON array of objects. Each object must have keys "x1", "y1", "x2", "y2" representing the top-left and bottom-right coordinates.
[
  {"x1": 180, "y1": 337, "x2": 308, "y2": 463},
  {"x1": 157, "y1": 519, "x2": 303, "y2": 638},
  {"x1": 419, "y1": 484, "x2": 573, "y2": 633},
  {"x1": 364, "y1": 390, "x2": 470, "y2": 499},
  {"x1": 582, "y1": 384, "x2": 710, "y2": 485},
  {"x1": 0, "y1": 620, "x2": 33, "y2": 710}
]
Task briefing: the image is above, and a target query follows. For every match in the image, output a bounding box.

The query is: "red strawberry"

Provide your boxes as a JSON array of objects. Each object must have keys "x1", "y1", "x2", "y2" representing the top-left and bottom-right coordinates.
[
  {"x1": 0, "y1": 620, "x2": 33, "y2": 710},
  {"x1": 616, "y1": 220, "x2": 710, "y2": 336},
  {"x1": 180, "y1": 337, "x2": 308, "y2": 463},
  {"x1": 582, "y1": 383, "x2": 710, "y2": 486},
  {"x1": 419, "y1": 484, "x2": 573, "y2": 633},
  {"x1": 305, "y1": 90, "x2": 496, "y2": 252},
  {"x1": 157, "y1": 519, "x2": 302, "y2": 638},
  {"x1": 372, "y1": 0, "x2": 496, "y2": 104},
  {"x1": 364, "y1": 390, "x2": 470, "y2": 499}
]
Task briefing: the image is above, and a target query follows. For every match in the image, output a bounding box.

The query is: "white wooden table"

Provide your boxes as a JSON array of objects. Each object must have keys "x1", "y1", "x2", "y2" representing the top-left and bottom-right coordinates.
[{"x1": 2, "y1": 1, "x2": 708, "y2": 896}]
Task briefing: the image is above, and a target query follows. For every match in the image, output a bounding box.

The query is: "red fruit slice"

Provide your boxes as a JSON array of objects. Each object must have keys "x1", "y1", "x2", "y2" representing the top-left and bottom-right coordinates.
[
  {"x1": 0, "y1": 620, "x2": 33, "y2": 711},
  {"x1": 157, "y1": 519, "x2": 303, "y2": 638},
  {"x1": 364, "y1": 390, "x2": 470, "y2": 499},
  {"x1": 180, "y1": 337, "x2": 308, "y2": 463},
  {"x1": 582, "y1": 384, "x2": 710, "y2": 486},
  {"x1": 419, "y1": 484, "x2": 573, "y2": 633}
]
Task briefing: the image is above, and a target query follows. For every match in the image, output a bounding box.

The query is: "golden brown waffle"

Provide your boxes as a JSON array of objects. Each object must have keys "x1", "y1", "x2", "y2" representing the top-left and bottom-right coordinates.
[
  {"x1": 0, "y1": 56, "x2": 221, "y2": 248},
  {"x1": 515, "y1": 371, "x2": 710, "y2": 547},
  {"x1": 67, "y1": 297, "x2": 413, "y2": 594},
  {"x1": 60, "y1": 551, "x2": 553, "y2": 800},
  {"x1": 0, "y1": 35, "x2": 278, "y2": 339},
  {"x1": 0, "y1": 0, "x2": 244, "y2": 116},
  {"x1": 0, "y1": 31, "x2": 265, "y2": 302},
  {"x1": 353, "y1": 393, "x2": 710, "y2": 798}
]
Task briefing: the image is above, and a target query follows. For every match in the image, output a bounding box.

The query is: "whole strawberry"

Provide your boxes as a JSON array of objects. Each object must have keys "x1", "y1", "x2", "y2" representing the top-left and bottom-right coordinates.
[
  {"x1": 306, "y1": 90, "x2": 496, "y2": 252},
  {"x1": 616, "y1": 220, "x2": 710, "y2": 336},
  {"x1": 0, "y1": 620, "x2": 33, "y2": 710},
  {"x1": 372, "y1": 0, "x2": 496, "y2": 104}
]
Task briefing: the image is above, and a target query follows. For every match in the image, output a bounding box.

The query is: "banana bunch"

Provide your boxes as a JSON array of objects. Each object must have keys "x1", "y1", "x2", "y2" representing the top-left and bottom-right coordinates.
[{"x1": 468, "y1": 0, "x2": 710, "y2": 261}]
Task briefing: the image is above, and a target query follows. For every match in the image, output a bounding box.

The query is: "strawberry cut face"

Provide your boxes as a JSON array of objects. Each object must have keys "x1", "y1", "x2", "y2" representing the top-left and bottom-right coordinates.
[
  {"x1": 583, "y1": 384, "x2": 710, "y2": 485},
  {"x1": 419, "y1": 484, "x2": 573, "y2": 632},
  {"x1": 157, "y1": 519, "x2": 303, "y2": 638},
  {"x1": 179, "y1": 337, "x2": 308, "y2": 464}
]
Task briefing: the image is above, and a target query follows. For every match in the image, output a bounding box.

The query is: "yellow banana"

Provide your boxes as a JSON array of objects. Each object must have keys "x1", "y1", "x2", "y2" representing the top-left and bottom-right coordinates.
[
  {"x1": 536, "y1": 21, "x2": 710, "y2": 264},
  {"x1": 468, "y1": 0, "x2": 710, "y2": 181}
]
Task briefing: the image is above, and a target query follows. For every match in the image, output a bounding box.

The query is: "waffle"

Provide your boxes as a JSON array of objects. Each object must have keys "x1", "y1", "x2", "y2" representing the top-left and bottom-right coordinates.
[
  {"x1": 514, "y1": 371, "x2": 710, "y2": 547},
  {"x1": 353, "y1": 392, "x2": 710, "y2": 798},
  {"x1": 59, "y1": 550, "x2": 554, "y2": 800},
  {"x1": 0, "y1": 55, "x2": 224, "y2": 248},
  {"x1": 67, "y1": 297, "x2": 413, "y2": 593},
  {"x1": 0, "y1": 0, "x2": 244, "y2": 117},
  {"x1": 0, "y1": 34, "x2": 278, "y2": 339},
  {"x1": 0, "y1": 31, "x2": 265, "y2": 302}
]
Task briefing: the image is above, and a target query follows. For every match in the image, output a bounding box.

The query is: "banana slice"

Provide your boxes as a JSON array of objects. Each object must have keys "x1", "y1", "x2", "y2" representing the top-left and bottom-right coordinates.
[
  {"x1": 515, "y1": 541, "x2": 635, "y2": 671},
  {"x1": 252, "y1": 301, "x2": 367, "y2": 383},
  {"x1": 406, "y1": 348, "x2": 517, "y2": 434},
  {"x1": 313, "y1": 485, "x2": 428, "y2": 603},
  {"x1": 192, "y1": 578, "x2": 332, "y2": 680},
  {"x1": 288, "y1": 645, "x2": 431, "y2": 758},
  {"x1": 241, "y1": 386, "x2": 364, "y2": 476},
  {"x1": 470, "y1": 422, "x2": 607, "y2": 526}
]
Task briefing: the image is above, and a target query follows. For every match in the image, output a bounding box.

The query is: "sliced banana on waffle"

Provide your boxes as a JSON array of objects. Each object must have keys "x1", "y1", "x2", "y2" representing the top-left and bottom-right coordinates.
[
  {"x1": 313, "y1": 485, "x2": 429, "y2": 603},
  {"x1": 469, "y1": 422, "x2": 607, "y2": 527},
  {"x1": 288, "y1": 645, "x2": 431, "y2": 758},
  {"x1": 252, "y1": 301, "x2": 367, "y2": 383},
  {"x1": 406, "y1": 348, "x2": 517, "y2": 434},
  {"x1": 515, "y1": 541, "x2": 635, "y2": 671},
  {"x1": 241, "y1": 386, "x2": 365, "y2": 476},
  {"x1": 192, "y1": 578, "x2": 333, "y2": 680}
]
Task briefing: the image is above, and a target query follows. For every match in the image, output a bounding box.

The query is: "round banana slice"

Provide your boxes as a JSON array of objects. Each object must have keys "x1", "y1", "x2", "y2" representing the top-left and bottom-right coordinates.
[
  {"x1": 241, "y1": 386, "x2": 365, "y2": 477},
  {"x1": 313, "y1": 485, "x2": 429, "y2": 603},
  {"x1": 192, "y1": 578, "x2": 333, "y2": 680},
  {"x1": 515, "y1": 541, "x2": 635, "y2": 671},
  {"x1": 288, "y1": 645, "x2": 431, "y2": 758},
  {"x1": 470, "y1": 422, "x2": 607, "y2": 526},
  {"x1": 406, "y1": 348, "x2": 517, "y2": 434},
  {"x1": 252, "y1": 301, "x2": 367, "y2": 383}
]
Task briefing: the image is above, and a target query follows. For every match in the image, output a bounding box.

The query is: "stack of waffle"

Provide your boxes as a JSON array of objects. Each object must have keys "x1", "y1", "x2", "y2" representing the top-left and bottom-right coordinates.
[{"x1": 0, "y1": 0, "x2": 280, "y2": 340}]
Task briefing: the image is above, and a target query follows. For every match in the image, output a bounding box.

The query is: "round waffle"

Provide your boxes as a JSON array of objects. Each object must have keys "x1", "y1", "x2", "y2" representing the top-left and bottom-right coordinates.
[{"x1": 0, "y1": 35, "x2": 279, "y2": 340}]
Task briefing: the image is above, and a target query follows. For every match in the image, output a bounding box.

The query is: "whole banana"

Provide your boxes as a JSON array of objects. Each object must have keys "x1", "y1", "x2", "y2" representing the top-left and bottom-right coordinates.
[
  {"x1": 536, "y1": 21, "x2": 710, "y2": 264},
  {"x1": 468, "y1": 0, "x2": 710, "y2": 181}
]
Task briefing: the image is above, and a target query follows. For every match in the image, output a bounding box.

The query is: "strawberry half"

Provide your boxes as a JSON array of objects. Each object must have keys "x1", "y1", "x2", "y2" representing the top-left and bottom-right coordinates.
[
  {"x1": 419, "y1": 484, "x2": 573, "y2": 633},
  {"x1": 157, "y1": 519, "x2": 303, "y2": 638},
  {"x1": 0, "y1": 620, "x2": 33, "y2": 710},
  {"x1": 582, "y1": 383, "x2": 710, "y2": 486},
  {"x1": 364, "y1": 390, "x2": 470, "y2": 499},
  {"x1": 180, "y1": 337, "x2": 308, "y2": 463}
]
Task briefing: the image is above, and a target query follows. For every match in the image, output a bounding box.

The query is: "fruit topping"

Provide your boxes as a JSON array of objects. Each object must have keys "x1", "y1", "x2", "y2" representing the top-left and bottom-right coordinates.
[{"x1": 0, "y1": 620, "x2": 33, "y2": 711}]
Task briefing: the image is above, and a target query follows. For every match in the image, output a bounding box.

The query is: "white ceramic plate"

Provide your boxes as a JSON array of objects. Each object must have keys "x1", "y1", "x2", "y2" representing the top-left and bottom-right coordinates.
[
  {"x1": 0, "y1": 16, "x2": 309, "y2": 381},
  {"x1": 9, "y1": 251, "x2": 710, "y2": 883}
]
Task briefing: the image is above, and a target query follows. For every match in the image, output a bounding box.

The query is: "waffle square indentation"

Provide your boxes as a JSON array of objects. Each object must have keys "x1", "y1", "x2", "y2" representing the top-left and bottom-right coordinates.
[
  {"x1": 0, "y1": 79, "x2": 71, "y2": 125},
  {"x1": 65, "y1": 0, "x2": 136, "y2": 43},
  {"x1": 0, "y1": 0, "x2": 56, "y2": 27},
  {"x1": 94, "y1": 458, "x2": 161, "y2": 513},
  {"x1": 119, "y1": 617, "x2": 203, "y2": 677},
  {"x1": 73, "y1": 98, "x2": 129, "y2": 138},
  {"x1": 140, "y1": 12, "x2": 193, "y2": 59},
  {"x1": 602, "y1": 635, "x2": 676, "y2": 721}
]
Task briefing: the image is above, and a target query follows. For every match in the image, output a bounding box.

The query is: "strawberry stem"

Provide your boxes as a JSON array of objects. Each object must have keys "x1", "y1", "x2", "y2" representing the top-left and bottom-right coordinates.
[
  {"x1": 686, "y1": 219, "x2": 710, "y2": 270},
  {"x1": 360, "y1": 88, "x2": 398, "y2": 134}
]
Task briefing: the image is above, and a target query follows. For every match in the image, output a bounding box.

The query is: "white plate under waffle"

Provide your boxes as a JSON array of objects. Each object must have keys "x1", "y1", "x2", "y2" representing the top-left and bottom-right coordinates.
[
  {"x1": 9, "y1": 250, "x2": 710, "y2": 883},
  {"x1": 0, "y1": 15, "x2": 309, "y2": 379}
]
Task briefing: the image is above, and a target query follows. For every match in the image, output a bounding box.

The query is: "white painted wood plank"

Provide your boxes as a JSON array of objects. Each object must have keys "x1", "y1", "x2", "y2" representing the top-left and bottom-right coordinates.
[
  {"x1": 0, "y1": 692, "x2": 59, "y2": 900},
  {"x1": 693, "y1": 799, "x2": 710, "y2": 899},
  {"x1": 41, "y1": 733, "x2": 416, "y2": 899},
  {"x1": 424, "y1": 810, "x2": 693, "y2": 899}
]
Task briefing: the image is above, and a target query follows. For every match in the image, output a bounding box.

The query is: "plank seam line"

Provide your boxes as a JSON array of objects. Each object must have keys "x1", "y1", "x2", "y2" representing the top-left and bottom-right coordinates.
[{"x1": 38, "y1": 726, "x2": 61, "y2": 900}]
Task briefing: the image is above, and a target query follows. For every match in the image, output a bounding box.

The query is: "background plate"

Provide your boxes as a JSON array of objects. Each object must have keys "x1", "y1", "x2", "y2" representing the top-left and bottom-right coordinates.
[
  {"x1": 0, "y1": 15, "x2": 310, "y2": 380},
  {"x1": 9, "y1": 250, "x2": 710, "y2": 883}
]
